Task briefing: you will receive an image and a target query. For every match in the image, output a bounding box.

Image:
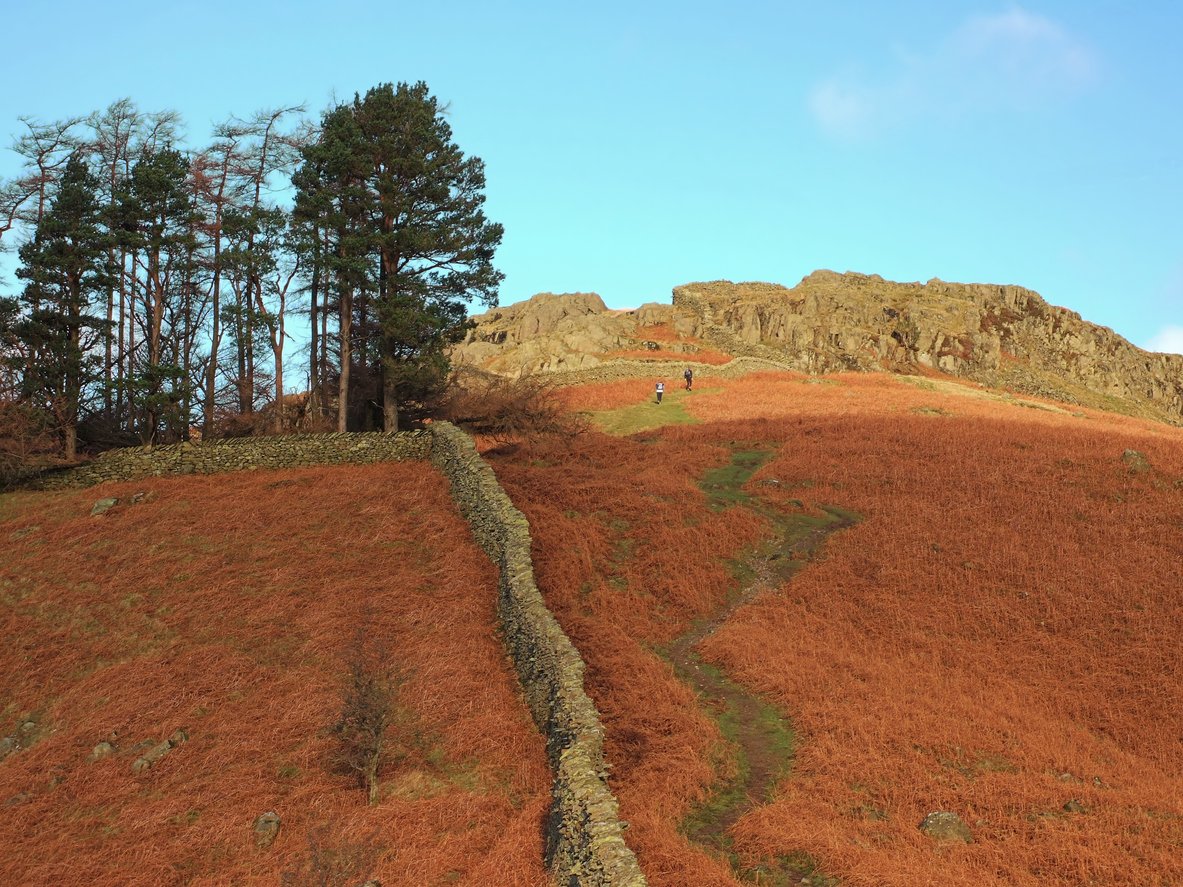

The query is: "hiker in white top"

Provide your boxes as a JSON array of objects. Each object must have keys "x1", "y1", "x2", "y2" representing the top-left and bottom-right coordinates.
[{"x1": 655, "y1": 381, "x2": 665, "y2": 404}]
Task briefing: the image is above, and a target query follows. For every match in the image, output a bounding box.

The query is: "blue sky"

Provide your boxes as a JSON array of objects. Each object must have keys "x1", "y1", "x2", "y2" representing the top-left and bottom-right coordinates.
[{"x1": 2, "y1": 0, "x2": 1180, "y2": 353}]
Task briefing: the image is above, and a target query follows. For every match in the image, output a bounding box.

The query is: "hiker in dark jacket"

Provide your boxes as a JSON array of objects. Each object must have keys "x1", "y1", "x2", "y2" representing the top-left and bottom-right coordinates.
[{"x1": 684, "y1": 367, "x2": 693, "y2": 390}]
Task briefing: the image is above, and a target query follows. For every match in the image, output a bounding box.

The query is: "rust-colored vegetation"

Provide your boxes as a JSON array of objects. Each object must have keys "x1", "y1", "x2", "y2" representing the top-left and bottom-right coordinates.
[
  {"x1": 0, "y1": 464, "x2": 549, "y2": 886},
  {"x1": 492, "y1": 371, "x2": 1183, "y2": 886}
]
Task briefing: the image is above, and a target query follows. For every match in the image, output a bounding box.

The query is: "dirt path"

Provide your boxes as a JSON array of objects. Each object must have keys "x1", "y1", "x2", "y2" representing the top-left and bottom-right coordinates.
[{"x1": 668, "y1": 449, "x2": 856, "y2": 884}]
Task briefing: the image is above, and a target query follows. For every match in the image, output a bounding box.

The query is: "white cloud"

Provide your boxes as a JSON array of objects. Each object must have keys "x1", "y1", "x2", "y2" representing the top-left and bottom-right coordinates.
[
  {"x1": 808, "y1": 7, "x2": 1099, "y2": 139},
  {"x1": 1146, "y1": 326, "x2": 1183, "y2": 356}
]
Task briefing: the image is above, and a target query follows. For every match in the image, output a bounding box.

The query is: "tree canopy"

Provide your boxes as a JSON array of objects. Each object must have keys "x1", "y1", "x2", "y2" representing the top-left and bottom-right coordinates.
[
  {"x1": 0, "y1": 81, "x2": 502, "y2": 465},
  {"x1": 294, "y1": 81, "x2": 502, "y2": 431}
]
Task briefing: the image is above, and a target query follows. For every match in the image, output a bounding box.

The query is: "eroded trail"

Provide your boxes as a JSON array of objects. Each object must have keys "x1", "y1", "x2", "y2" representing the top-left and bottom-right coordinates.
[{"x1": 667, "y1": 448, "x2": 856, "y2": 884}]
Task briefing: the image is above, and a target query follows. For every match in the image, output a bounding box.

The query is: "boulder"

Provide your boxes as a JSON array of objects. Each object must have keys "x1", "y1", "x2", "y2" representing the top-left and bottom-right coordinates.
[
  {"x1": 919, "y1": 811, "x2": 973, "y2": 843},
  {"x1": 1122, "y1": 449, "x2": 1151, "y2": 474},
  {"x1": 90, "y1": 497, "x2": 119, "y2": 516}
]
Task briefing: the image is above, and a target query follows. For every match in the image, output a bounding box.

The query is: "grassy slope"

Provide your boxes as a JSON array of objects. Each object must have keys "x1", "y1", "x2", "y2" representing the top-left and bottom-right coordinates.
[
  {"x1": 492, "y1": 370, "x2": 1183, "y2": 887},
  {"x1": 0, "y1": 464, "x2": 549, "y2": 887}
]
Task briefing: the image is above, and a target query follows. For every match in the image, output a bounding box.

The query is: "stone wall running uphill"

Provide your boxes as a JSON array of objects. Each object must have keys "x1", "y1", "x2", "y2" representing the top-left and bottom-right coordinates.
[{"x1": 428, "y1": 422, "x2": 647, "y2": 886}]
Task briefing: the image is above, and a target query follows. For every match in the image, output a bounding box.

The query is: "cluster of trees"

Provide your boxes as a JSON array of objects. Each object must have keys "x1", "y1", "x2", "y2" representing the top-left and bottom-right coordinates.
[{"x1": 0, "y1": 82, "x2": 502, "y2": 462}]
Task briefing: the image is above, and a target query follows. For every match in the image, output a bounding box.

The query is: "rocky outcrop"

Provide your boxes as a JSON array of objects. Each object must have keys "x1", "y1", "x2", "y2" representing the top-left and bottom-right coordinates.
[
  {"x1": 676, "y1": 272, "x2": 1183, "y2": 422},
  {"x1": 454, "y1": 291, "x2": 701, "y2": 376},
  {"x1": 454, "y1": 272, "x2": 1183, "y2": 424}
]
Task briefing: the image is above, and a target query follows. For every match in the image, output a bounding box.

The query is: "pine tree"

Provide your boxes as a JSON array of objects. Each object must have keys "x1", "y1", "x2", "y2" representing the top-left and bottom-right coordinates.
[
  {"x1": 11, "y1": 155, "x2": 112, "y2": 460},
  {"x1": 294, "y1": 103, "x2": 372, "y2": 431},
  {"x1": 115, "y1": 146, "x2": 198, "y2": 441},
  {"x1": 295, "y1": 82, "x2": 503, "y2": 431}
]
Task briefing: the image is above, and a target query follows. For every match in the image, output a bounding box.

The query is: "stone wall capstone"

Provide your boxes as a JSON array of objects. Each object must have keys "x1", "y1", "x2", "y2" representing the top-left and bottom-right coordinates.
[{"x1": 428, "y1": 421, "x2": 647, "y2": 887}]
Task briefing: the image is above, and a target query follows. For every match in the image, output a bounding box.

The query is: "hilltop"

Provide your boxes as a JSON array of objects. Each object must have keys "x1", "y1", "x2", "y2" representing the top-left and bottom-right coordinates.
[{"x1": 453, "y1": 271, "x2": 1183, "y2": 424}]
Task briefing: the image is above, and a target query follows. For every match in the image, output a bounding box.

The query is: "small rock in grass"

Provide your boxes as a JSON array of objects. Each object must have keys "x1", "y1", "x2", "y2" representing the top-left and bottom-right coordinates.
[
  {"x1": 131, "y1": 728, "x2": 188, "y2": 774},
  {"x1": 254, "y1": 811, "x2": 281, "y2": 848},
  {"x1": 89, "y1": 741, "x2": 115, "y2": 762},
  {"x1": 90, "y1": 497, "x2": 119, "y2": 516},
  {"x1": 1122, "y1": 449, "x2": 1151, "y2": 474},
  {"x1": 1063, "y1": 799, "x2": 1086, "y2": 814},
  {"x1": 919, "y1": 811, "x2": 973, "y2": 843}
]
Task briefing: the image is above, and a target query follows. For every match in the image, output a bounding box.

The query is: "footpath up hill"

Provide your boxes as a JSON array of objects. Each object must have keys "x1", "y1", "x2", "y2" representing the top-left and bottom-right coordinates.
[{"x1": 452, "y1": 271, "x2": 1183, "y2": 425}]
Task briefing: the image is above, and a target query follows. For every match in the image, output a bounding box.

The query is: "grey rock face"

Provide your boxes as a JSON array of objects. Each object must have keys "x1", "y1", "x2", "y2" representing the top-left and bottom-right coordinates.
[{"x1": 453, "y1": 272, "x2": 1183, "y2": 425}]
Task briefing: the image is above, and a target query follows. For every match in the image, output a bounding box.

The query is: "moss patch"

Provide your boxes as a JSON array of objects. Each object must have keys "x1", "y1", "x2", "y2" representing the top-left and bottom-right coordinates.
[{"x1": 588, "y1": 388, "x2": 714, "y2": 436}]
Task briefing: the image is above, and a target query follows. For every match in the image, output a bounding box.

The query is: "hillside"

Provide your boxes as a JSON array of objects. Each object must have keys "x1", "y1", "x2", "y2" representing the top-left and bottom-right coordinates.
[
  {"x1": 489, "y1": 370, "x2": 1183, "y2": 886},
  {"x1": 3, "y1": 365, "x2": 1182, "y2": 886},
  {"x1": 452, "y1": 271, "x2": 1183, "y2": 425},
  {"x1": 0, "y1": 464, "x2": 549, "y2": 886}
]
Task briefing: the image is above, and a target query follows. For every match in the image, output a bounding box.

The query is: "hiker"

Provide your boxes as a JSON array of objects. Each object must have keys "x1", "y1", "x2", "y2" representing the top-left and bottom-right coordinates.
[
  {"x1": 684, "y1": 366, "x2": 693, "y2": 391},
  {"x1": 655, "y1": 380, "x2": 665, "y2": 404}
]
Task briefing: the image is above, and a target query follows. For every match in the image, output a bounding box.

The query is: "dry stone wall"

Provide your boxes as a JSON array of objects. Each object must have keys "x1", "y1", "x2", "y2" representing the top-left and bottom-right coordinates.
[
  {"x1": 541, "y1": 354, "x2": 795, "y2": 388},
  {"x1": 18, "y1": 432, "x2": 431, "y2": 490},
  {"x1": 428, "y1": 421, "x2": 646, "y2": 887}
]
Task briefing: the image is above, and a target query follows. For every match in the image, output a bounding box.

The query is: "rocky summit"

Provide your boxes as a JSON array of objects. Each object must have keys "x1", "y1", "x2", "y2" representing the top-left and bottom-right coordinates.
[{"x1": 453, "y1": 270, "x2": 1183, "y2": 424}]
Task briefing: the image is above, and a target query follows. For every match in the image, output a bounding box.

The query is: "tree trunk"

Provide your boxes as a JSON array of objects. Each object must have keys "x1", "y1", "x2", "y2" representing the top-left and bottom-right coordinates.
[
  {"x1": 366, "y1": 751, "x2": 380, "y2": 806},
  {"x1": 273, "y1": 297, "x2": 285, "y2": 436},
  {"x1": 104, "y1": 246, "x2": 115, "y2": 416},
  {"x1": 64, "y1": 424, "x2": 77, "y2": 462},
  {"x1": 273, "y1": 344, "x2": 284, "y2": 435},
  {"x1": 308, "y1": 248, "x2": 319, "y2": 417},
  {"x1": 320, "y1": 240, "x2": 329, "y2": 419},
  {"x1": 116, "y1": 247, "x2": 127, "y2": 422},
  {"x1": 245, "y1": 278, "x2": 255, "y2": 413},
  {"x1": 126, "y1": 252, "x2": 136, "y2": 428},
  {"x1": 235, "y1": 287, "x2": 248, "y2": 413},
  {"x1": 382, "y1": 365, "x2": 398, "y2": 432},
  {"x1": 145, "y1": 248, "x2": 166, "y2": 443},
  {"x1": 204, "y1": 229, "x2": 222, "y2": 436},
  {"x1": 338, "y1": 286, "x2": 352, "y2": 432}
]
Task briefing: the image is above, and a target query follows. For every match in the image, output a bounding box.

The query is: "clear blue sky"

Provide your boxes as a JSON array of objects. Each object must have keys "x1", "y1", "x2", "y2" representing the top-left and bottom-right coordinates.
[{"x1": 2, "y1": 0, "x2": 1181, "y2": 352}]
